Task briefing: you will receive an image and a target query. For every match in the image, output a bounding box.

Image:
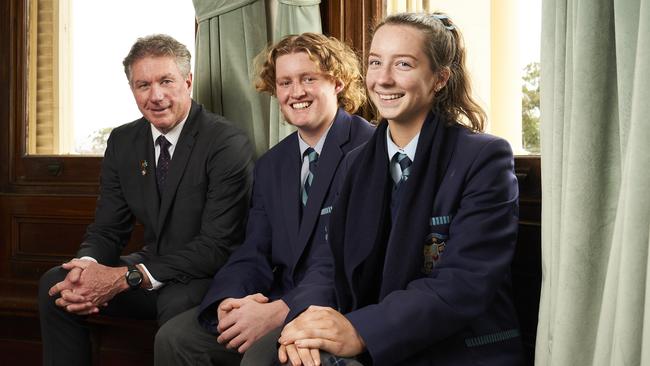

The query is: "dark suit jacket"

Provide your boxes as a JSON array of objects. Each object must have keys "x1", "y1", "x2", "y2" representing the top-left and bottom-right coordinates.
[
  {"x1": 334, "y1": 126, "x2": 523, "y2": 365},
  {"x1": 198, "y1": 109, "x2": 374, "y2": 329},
  {"x1": 78, "y1": 101, "x2": 253, "y2": 304}
]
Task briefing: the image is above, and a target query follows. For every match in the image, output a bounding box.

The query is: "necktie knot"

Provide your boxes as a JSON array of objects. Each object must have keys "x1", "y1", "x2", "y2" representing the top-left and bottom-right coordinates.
[
  {"x1": 394, "y1": 152, "x2": 412, "y2": 183},
  {"x1": 305, "y1": 147, "x2": 319, "y2": 165},
  {"x1": 157, "y1": 135, "x2": 171, "y2": 151}
]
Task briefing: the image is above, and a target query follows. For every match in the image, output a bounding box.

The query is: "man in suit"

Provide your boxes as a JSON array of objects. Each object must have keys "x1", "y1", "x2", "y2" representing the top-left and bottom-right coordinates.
[
  {"x1": 38, "y1": 34, "x2": 254, "y2": 366},
  {"x1": 154, "y1": 33, "x2": 374, "y2": 366}
]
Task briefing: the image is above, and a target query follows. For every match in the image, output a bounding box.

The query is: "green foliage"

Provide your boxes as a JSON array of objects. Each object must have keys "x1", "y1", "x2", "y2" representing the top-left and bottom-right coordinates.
[
  {"x1": 88, "y1": 127, "x2": 113, "y2": 154},
  {"x1": 522, "y1": 62, "x2": 540, "y2": 154}
]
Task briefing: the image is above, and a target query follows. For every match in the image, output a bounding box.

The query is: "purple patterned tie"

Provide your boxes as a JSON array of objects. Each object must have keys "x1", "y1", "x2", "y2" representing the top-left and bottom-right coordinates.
[{"x1": 156, "y1": 135, "x2": 171, "y2": 191}]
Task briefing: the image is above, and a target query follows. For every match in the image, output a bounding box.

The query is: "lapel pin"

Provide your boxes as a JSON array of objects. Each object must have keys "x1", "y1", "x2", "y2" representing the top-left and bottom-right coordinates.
[{"x1": 140, "y1": 160, "x2": 148, "y2": 176}]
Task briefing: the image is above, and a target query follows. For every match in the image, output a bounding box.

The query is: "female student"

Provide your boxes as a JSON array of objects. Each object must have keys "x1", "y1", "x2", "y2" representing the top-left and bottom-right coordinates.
[{"x1": 279, "y1": 12, "x2": 525, "y2": 366}]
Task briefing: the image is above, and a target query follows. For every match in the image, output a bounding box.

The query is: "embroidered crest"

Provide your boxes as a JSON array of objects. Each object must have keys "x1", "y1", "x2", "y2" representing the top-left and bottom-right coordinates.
[{"x1": 422, "y1": 232, "x2": 447, "y2": 274}]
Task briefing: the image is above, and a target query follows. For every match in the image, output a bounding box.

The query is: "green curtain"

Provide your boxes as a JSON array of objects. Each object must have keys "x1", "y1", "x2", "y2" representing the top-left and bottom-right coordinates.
[
  {"x1": 269, "y1": 0, "x2": 322, "y2": 147},
  {"x1": 192, "y1": 0, "x2": 269, "y2": 157},
  {"x1": 536, "y1": 0, "x2": 650, "y2": 365}
]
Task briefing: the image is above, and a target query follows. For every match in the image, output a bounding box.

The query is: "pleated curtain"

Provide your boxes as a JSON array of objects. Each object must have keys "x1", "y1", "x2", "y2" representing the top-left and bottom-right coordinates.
[
  {"x1": 192, "y1": 0, "x2": 269, "y2": 157},
  {"x1": 536, "y1": 0, "x2": 650, "y2": 364}
]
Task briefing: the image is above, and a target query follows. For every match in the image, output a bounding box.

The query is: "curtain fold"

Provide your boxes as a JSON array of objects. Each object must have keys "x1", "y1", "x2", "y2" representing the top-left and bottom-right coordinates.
[
  {"x1": 192, "y1": 0, "x2": 269, "y2": 157},
  {"x1": 536, "y1": 0, "x2": 650, "y2": 364},
  {"x1": 268, "y1": 0, "x2": 322, "y2": 146}
]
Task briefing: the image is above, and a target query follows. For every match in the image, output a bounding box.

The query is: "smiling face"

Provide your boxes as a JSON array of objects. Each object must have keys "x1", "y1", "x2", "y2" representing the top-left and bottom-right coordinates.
[
  {"x1": 366, "y1": 24, "x2": 445, "y2": 129},
  {"x1": 130, "y1": 56, "x2": 192, "y2": 133},
  {"x1": 275, "y1": 52, "x2": 342, "y2": 141}
]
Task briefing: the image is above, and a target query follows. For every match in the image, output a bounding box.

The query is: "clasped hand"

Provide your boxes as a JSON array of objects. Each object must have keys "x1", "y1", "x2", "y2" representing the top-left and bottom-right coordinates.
[
  {"x1": 278, "y1": 305, "x2": 366, "y2": 366},
  {"x1": 48, "y1": 259, "x2": 126, "y2": 315},
  {"x1": 216, "y1": 293, "x2": 289, "y2": 354}
]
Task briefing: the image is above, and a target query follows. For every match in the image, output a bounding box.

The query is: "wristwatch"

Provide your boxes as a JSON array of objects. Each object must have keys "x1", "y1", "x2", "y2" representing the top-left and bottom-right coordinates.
[{"x1": 125, "y1": 264, "x2": 143, "y2": 290}]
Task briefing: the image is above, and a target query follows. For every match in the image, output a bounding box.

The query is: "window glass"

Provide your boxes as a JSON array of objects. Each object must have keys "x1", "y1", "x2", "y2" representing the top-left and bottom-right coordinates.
[{"x1": 27, "y1": 0, "x2": 195, "y2": 155}]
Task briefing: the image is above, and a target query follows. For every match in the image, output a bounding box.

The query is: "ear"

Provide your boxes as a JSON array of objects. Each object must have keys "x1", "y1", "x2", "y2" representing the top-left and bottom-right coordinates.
[
  {"x1": 334, "y1": 79, "x2": 345, "y2": 94},
  {"x1": 434, "y1": 67, "x2": 451, "y2": 92},
  {"x1": 185, "y1": 72, "x2": 193, "y2": 92}
]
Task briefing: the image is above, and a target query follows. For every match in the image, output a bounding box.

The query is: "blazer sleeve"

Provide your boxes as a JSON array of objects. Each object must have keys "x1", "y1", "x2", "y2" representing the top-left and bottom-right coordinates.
[
  {"x1": 346, "y1": 138, "x2": 519, "y2": 365},
  {"x1": 281, "y1": 225, "x2": 336, "y2": 321},
  {"x1": 77, "y1": 131, "x2": 134, "y2": 264},
  {"x1": 143, "y1": 126, "x2": 254, "y2": 282},
  {"x1": 198, "y1": 163, "x2": 276, "y2": 321}
]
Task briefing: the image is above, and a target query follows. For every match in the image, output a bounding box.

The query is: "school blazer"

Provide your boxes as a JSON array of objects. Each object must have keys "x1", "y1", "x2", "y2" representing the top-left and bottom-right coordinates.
[
  {"x1": 198, "y1": 109, "x2": 374, "y2": 329},
  {"x1": 335, "y1": 127, "x2": 524, "y2": 366},
  {"x1": 77, "y1": 101, "x2": 254, "y2": 298}
]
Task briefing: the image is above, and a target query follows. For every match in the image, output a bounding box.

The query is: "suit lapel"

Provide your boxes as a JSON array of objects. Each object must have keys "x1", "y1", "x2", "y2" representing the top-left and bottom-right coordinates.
[
  {"x1": 136, "y1": 121, "x2": 160, "y2": 235},
  {"x1": 295, "y1": 112, "x2": 350, "y2": 266},
  {"x1": 281, "y1": 134, "x2": 302, "y2": 256},
  {"x1": 157, "y1": 105, "x2": 199, "y2": 237}
]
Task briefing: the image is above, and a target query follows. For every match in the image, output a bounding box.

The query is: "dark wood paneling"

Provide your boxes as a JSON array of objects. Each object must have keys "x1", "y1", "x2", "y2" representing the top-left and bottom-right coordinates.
[
  {"x1": 14, "y1": 218, "x2": 91, "y2": 258},
  {"x1": 324, "y1": 0, "x2": 382, "y2": 57},
  {"x1": 513, "y1": 156, "x2": 542, "y2": 366}
]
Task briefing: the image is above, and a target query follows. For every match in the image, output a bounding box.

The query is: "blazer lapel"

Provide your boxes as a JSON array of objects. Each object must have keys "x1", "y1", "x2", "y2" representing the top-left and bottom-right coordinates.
[
  {"x1": 136, "y1": 121, "x2": 159, "y2": 235},
  {"x1": 281, "y1": 134, "x2": 302, "y2": 256},
  {"x1": 295, "y1": 112, "x2": 350, "y2": 265},
  {"x1": 157, "y1": 106, "x2": 199, "y2": 237},
  {"x1": 379, "y1": 125, "x2": 460, "y2": 298}
]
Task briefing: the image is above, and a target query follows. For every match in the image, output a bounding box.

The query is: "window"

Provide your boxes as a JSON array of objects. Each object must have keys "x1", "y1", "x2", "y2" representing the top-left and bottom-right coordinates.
[
  {"x1": 384, "y1": 0, "x2": 541, "y2": 155},
  {"x1": 27, "y1": 0, "x2": 195, "y2": 155}
]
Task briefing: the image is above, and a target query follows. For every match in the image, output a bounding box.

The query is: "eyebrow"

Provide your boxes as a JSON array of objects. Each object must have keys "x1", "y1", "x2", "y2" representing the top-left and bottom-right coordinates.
[
  {"x1": 276, "y1": 71, "x2": 320, "y2": 80},
  {"x1": 134, "y1": 73, "x2": 178, "y2": 85},
  {"x1": 368, "y1": 52, "x2": 417, "y2": 59}
]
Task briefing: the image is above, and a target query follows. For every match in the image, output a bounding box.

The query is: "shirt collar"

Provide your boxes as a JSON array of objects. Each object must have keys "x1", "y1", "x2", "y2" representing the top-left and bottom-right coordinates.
[
  {"x1": 150, "y1": 114, "x2": 189, "y2": 147},
  {"x1": 386, "y1": 126, "x2": 419, "y2": 163},
  {"x1": 298, "y1": 122, "x2": 333, "y2": 157}
]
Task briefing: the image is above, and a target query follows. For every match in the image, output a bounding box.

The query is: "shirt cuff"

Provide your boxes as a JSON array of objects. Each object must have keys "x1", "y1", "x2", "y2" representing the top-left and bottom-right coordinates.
[{"x1": 139, "y1": 264, "x2": 164, "y2": 290}]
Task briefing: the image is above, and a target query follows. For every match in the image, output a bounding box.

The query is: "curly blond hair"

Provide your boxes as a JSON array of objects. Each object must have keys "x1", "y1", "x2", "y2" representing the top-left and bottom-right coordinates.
[{"x1": 255, "y1": 33, "x2": 366, "y2": 114}]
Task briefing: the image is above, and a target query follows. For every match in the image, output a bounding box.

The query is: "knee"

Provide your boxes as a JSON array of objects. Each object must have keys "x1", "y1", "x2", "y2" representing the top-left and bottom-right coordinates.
[
  {"x1": 156, "y1": 295, "x2": 195, "y2": 326},
  {"x1": 155, "y1": 313, "x2": 187, "y2": 351},
  {"x1": 154, "y1": 321, "x2": 173, "y2": 350},
  {"x1": 38, "y1": 266, "x2": 68, "y2": 307}
]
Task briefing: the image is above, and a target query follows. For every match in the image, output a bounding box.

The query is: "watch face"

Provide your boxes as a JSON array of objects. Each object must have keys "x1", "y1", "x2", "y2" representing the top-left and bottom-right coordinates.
[{"x1": 127, "y1": 269, "x2": 143, "y2": 287}]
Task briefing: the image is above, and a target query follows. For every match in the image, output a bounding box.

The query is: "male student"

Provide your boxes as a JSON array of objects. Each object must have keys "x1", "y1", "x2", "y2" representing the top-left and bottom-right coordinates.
[
  {"x1": 38, "y1": 34, "x2": 253, "y2": 366},
  {"x1": 154, "y1": 32, "x2": 374, "y2": 366}
]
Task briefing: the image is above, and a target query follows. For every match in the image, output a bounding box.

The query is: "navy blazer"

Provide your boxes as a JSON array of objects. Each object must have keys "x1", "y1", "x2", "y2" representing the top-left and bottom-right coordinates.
[
  {"x1": 335, "y1": 126, "x2": 524, "y2": 365},
  {"x1": 198, "y1": 109, "x2": 374, "y2": 329}
]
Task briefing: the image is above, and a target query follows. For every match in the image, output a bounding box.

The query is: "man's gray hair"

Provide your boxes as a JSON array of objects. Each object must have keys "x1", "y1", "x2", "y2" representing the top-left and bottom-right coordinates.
[{"x1": 122, "y1": 34, "x2": 191, "y2": 83}]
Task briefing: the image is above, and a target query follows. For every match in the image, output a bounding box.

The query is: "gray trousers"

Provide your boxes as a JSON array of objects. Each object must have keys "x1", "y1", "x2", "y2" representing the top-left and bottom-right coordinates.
[
  {"x1": 154, "y1": 305, "x2": 366, "y2": 366},
  {"x1": 154, "y1": 306, "x2": 281, "y2": 366}
]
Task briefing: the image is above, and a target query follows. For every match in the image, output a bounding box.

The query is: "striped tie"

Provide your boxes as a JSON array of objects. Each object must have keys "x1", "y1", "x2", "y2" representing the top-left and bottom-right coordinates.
[
  {"x1": 394, "y1": 152, "x2": 412, "y2": 187},
  {"x1": 302, "y1": 147, "x2": 319, "y2": 206}
]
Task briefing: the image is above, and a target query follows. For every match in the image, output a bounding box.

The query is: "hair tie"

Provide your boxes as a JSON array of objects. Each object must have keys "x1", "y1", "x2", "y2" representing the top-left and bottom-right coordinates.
[{"x1": 432, "y1": 14, "x2": 455, "y2": 31}]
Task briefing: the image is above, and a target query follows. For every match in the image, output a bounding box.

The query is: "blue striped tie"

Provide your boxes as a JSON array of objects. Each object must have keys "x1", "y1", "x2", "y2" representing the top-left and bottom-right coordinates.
[
  {"x1": 394, "y1": 152, "x2": 412, "y2": 187},
  {"x1": 302, "y1": 147, "x2": 319, "y2": 206}
]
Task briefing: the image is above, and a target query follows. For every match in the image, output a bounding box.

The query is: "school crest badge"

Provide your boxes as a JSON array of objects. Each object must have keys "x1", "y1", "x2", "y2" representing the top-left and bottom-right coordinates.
[{"x1": 422, "y1": 232, "x2": 447, "y2": 274}]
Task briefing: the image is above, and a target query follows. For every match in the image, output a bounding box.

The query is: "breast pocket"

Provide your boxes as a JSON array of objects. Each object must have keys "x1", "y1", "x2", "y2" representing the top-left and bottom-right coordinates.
[{"x1": 422, "y1": 215, "x2": 453, "y2": 275}]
